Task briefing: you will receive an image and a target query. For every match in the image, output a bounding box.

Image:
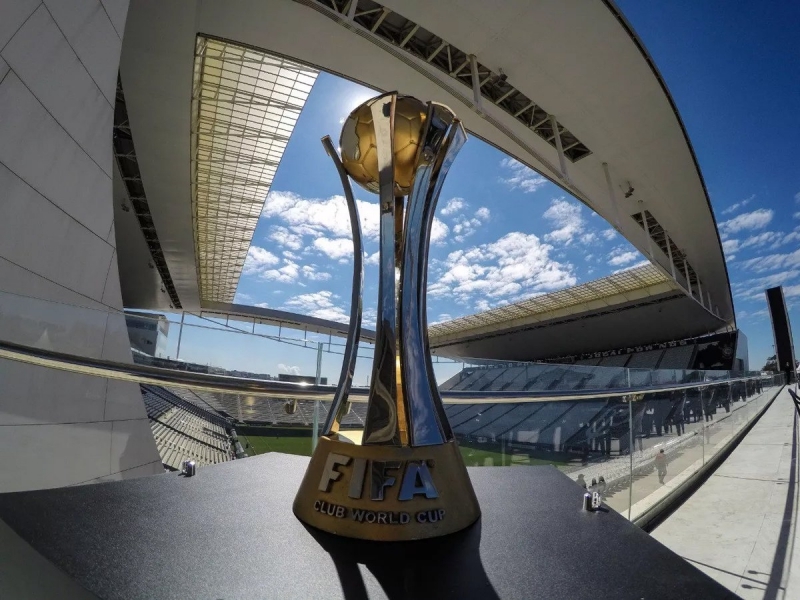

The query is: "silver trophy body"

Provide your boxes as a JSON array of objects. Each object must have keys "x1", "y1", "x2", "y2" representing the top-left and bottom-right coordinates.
[{"x1": 294, "y1": 92, "x2": 480, "y2": 541}]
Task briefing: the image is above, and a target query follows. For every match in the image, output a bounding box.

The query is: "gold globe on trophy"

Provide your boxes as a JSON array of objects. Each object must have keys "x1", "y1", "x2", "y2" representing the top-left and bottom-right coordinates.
[
  {"x1": 293, "y1": 92, "x2": 480, "y2": 541},
  {"x1": 339, "y1": 95, "x2": 427, "y2": 196}
]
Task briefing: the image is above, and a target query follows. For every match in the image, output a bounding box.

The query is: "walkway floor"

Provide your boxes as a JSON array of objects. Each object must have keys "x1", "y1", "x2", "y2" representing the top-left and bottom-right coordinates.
[{"x1": 652, "y1": 387, "x2": 798, "y2": 599}]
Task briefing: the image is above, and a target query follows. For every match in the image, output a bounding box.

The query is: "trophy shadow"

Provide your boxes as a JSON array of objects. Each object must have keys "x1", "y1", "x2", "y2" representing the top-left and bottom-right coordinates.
[{"x1": 303, "y1": 518, "x2": 500, "y2": 600}]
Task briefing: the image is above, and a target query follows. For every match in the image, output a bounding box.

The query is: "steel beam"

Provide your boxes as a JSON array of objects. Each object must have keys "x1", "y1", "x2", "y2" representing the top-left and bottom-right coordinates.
[{"x1": 549, "y1": 114, "x2": 569, "y2": 182}]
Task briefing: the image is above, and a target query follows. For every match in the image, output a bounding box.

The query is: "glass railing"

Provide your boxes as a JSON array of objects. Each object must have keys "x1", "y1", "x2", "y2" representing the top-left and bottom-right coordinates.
[
  {"x1": 0, "y1": 327, "x2": 785, "y2": 525},
  {"x1": 0, "y1": 288, "x2": 785, "y2": 524}
]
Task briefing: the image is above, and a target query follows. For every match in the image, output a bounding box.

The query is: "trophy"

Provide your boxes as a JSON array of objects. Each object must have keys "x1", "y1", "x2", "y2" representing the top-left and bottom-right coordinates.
[{"x1": 293, "y1": 92, "x2": 480, "y2": 541}]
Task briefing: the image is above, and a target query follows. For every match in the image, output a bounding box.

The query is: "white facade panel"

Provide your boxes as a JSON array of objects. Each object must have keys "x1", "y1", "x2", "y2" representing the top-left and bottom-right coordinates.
[
  {"x1": 0, "y1": 163, "x2": 113, "y2": 301},
  {"x1": 1, "y1": 5, "x2": 114, "y2": 174},
  {"x1": 101, "y1": 250, "x2": 124, "y2": 309},
  {"x1": 44, "y1": 0, "x2": 121, "y2": 104},
  {"x1": 101, "y1": 0, "x2": 128, "y2": 38},
  {"x1": 0, "y1": 421, "x2": 113, "y2": 492},
  {"x1": 0, "y1": 0, "x2": 39, "y2": 49},
  {"x1": 104, "y1": 380, "x2": 148, "y2": 421},
  {"x1": 0, "y1": 361, "x2": 106, "y2": 426},
  {"x1": 110, "y1": 418, "x2": 163, "y2": 473},
  {"x1": 0, "y1": 74, "x2": 113, "y2": 239},
  {"x1": 0, "y1": 0, "x2": 161, "y2": 491},
  {"x1": 0, "y1": 257, "x2": 107, "y2": 312}
]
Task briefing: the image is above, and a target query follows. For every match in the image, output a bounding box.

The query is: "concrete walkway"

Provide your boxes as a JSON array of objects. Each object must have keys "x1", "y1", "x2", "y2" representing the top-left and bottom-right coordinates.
[{"x1": 652, "y1": 387, "x2": 799, "y2": 599}]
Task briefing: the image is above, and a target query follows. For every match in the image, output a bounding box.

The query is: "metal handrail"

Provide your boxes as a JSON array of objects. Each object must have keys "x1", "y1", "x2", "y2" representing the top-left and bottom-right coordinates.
[{"x1": 0, "y1": 338, "x2": 768, "y2": 403}]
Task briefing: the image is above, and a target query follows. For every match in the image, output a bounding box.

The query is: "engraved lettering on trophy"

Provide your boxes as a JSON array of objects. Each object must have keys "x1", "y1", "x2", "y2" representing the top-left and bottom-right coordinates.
[
  {"x1": 416, "y1": 509, "x2": 446, "y2": 523},
  {"x1": 370, "y1": 460, "x2": 402, "y2": 500},
  {"x1": 351, "y1": 509, "x2": 412, "y2": 525},
  {"x1": 398, "y1": 461, "x2": 438, "y2": 500},
  {"x1": 317, "y1": 453, "x2": 351, "y2": 492},
  {"x1": 348, "y1": 457, "x2": 367, "y2": 499},
  {"x1": 313, "y1": 500, "x2": 347, "y2": 519}
]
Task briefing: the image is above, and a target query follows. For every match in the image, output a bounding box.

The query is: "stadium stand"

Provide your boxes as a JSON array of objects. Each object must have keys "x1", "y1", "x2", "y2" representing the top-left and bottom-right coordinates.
[
  {"x1": 163, "y1": 385, "x2": 369, "y2": 428},
  {"x1": 141, "y1": 385, "x2": 234, "y2": 470},
  {"x1": 658, "y1": 344, "x2": 696, "y2": 370},
  {"x1": 626, "y1": 349, "x2": 665, "y2": 370},
  {"x1": 598, "y1": 354, "x2": 631, "y2": 368}
]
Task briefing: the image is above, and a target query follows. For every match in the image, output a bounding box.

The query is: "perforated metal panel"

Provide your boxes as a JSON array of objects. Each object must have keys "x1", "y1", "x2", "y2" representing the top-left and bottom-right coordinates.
[{"x1": 192, "y1": 37, "x2": 318, "y2": 302}]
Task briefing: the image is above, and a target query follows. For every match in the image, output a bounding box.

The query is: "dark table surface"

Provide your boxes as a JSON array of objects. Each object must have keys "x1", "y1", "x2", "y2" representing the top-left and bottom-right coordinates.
[{"x1": 0, "y1": 453, "x2": 735, "y2": 599}]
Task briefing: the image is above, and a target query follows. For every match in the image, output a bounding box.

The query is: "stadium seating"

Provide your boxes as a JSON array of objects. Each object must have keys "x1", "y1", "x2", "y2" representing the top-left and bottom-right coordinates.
[
  {"x1": 141, "y1": 385, "x2": 234, "y2": 470},
  {"x1": 658, "y1": 344, "x2": 696, "y2": 369},
  {"x1": 626, "y1": 349, "x2": 665, "y2": 370},
  {"x1": 598, "y1": 354, "x2": 631, "y2": 368}
]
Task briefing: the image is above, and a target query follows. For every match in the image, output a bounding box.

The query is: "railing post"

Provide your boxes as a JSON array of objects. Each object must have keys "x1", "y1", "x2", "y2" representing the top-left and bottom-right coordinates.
[
  {"x1": 175, "y1": 312, "x2": 185, "y2": 360},
  {"x1": 312, "y1": 342, "x2": 323, "y2": 451},
  {"x1": 628, "y1": 394, "x2": 634, "y2": 521}
]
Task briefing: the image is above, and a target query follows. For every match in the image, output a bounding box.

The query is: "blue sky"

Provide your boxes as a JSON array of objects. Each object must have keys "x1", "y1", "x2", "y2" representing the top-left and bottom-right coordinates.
[{"x1": 206, "y1": 1, "x2": 798, "y2": 380}]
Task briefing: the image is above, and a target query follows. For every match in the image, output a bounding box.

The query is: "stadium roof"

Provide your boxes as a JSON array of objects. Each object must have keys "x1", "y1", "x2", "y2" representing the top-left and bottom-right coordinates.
[
  {"x1": 116, "y1": 0, "x2": 733, "y2": 348},
  {"x1": 429, "y1": 264, "x2": 727, "y2": 361},
  {"x1": 191, "y1": 38, "x2": 317, "y2": 303},
  {"x1": 430, "y1": 264, "x2": 670, "y2": 340}
]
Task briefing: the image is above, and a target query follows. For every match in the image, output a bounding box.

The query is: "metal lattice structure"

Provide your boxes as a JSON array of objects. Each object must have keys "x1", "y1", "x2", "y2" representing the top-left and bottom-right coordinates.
[
  {"x1": 300, "y1": 0, "x2": 592, "y2": 162},
  {"x1": 192, "y1": 37, "x2": 318, "y2": 302},
  {"x1": 429, "y1": 264, "x2": 672, "y2": 340}
]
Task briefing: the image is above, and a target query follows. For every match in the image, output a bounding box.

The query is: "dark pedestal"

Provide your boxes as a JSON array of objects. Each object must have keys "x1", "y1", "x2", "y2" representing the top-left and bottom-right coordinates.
[{"x1": 0, "y1": 453, "x2": 734, "y2": 599}]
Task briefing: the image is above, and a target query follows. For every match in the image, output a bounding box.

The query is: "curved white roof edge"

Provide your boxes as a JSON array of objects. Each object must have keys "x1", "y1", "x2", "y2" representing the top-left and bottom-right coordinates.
[
  {"x1": 119, "y1": 0, "x2": 733, "y2": 327},
  {"x1": 199, "y1": 301, "x2": 376, "y2": 342}
]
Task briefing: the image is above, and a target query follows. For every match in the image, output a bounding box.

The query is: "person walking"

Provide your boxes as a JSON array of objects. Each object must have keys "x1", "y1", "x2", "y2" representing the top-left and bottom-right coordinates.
[{"x1": 655, "y1": 449, "x2": 667, "y2": 484}]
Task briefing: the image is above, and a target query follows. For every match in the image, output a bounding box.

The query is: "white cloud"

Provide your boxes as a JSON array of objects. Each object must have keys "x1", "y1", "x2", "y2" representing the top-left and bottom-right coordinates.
[
  {"x1": 234, "y1": 292, "x2": 252, "y2": 303},
  {"x1": 732, "y1": 271, "x2": 800, "y2": 301},
  {"x1": 543, "y1": 198, "x2": 584, "y2": 245},
  {"x1": 612, "y1": 260, "x2": 649, "y2": 274},
  {"x1": 263, "y1": 190, "x2": 380, "y2": 240},
  {"x1": 260, "y1": 259, "x2": 301, "y2": 283},
  {"x1": 242, "y1": 246, "x2": 280, "y2": 275},
  {"x1": 724, "y1": 231, "x2": 786, "y2": 256},
  {"x1": 722, "y1": 239, "x2": 740, "y2": 255},
  {"x1": 268, "y1": 226, "x2": 304, "y2": 251},
  {"x1": 499, "y1": 157, "x2": 548, "y2": 193},
  {"x1": 601, "y1": 229, "x2": 617, "y2": 241},
  {"x1": 441, "y1": 197, "x2": 467, "y2": 216},
  {"x1": 431, "y1": 219, "x2": 449, "y2": 245},
  {"x1": 795, "y1": 191, "x2": 800, "y2": 203},
  {"x1": 773, "y1": 230, "x2": 800, "y2": 249},
  {"x1": 721, "y1": 194, "x2": 754, "y2": 215},
  {"x1": 255, "y1": 302, "x2": 269, "y2": 309},
  {"x1": 580, "y1": 232, "x2": 597, "y2": 245},
  {"x1": 475, "y1": 207, "x2": 490, "y2": 221},
  {"x1": 365, "y1": 251, "x2": 380, "y2": 266},
  {"x1": 430, "y1": 313, "x2": 453, "y2": 325},
  {"x1": 278, "y1": 364, "x2": 301, "y2": 375},
  {"x1": 736, "y1": 308, "x2": 768, "y2": 320},
  {"x1": 719, "y1": 208, "x2": 774, "y2": 236},
  {"x1": 262, "y1": 190, "x2": 449, "y2": 248},
  {"x1": 794, "y1": 212, "x2": 800, "y2": 219},
  {"x1": 284, "y1": 290, "x2": 349, "y2": 323},
  {"x1": 738, "y1": 248, "x2": 800, "y2": 273},
  {"x1": 428, "y1": 231, "x2": 575, "y2": 310},
  {"x1": 608, "y1": 249, "x2": 640, "y2": 266},
  {"x1": 313, "y1": 237, "x2": 354, "y2": 260},
  {"x1": 452, "y1": 215, "x2": 482, "y2": 243},
  {"x1": 302, "y1": 264, "x2": 331, "y2": 281}
]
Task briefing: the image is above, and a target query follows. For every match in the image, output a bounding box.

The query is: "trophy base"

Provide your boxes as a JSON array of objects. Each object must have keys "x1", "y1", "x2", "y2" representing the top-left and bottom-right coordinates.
[{"x1": 293, "y1": 435, "x2": 480, "y2": 541}]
